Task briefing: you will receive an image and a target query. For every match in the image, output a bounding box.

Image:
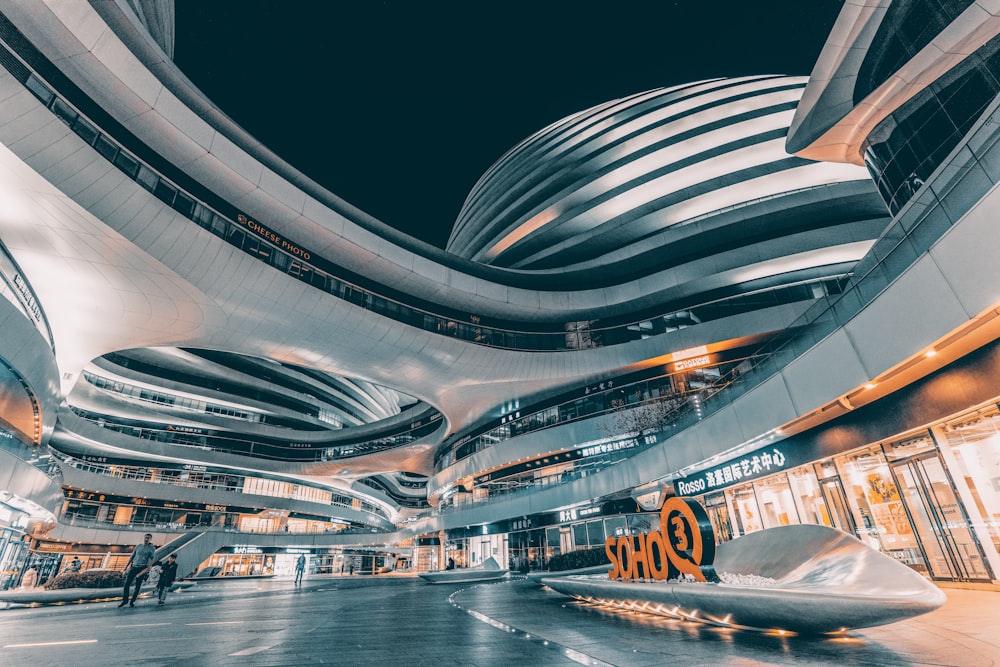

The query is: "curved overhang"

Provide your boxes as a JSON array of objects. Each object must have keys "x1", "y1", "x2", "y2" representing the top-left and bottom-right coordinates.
[
  {"x1": 787, "y1": 0, "x2": 1000, "y2": 163},
  {"x1": 0, "y1": 0, "x2": 790, "y2": 321},
  {"x1": 0, "y1": 295, "x2": 59, "y2": 442}
]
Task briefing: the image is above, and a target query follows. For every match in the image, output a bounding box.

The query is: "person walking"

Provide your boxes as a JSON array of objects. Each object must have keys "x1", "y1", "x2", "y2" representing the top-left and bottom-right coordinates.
[
  {"x1": 294, "y1": 554, "x2": 306, "y2": 585},
  {"x1": 119, "y1": 533, "x2": 155, "y2": 607},
  {"x1": 157, "y1": 554, "x2": 178, "y2": 605}
]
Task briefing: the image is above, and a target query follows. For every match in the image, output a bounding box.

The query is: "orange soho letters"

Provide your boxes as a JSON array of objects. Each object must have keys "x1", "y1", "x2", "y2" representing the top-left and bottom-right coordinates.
[{"x1": 604, "y1": 496, "x2": 720, "y2": 582}]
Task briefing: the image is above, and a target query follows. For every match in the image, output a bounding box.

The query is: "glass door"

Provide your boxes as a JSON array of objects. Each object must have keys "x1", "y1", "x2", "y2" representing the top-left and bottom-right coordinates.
[
  {"x1": 730, "y1": 483, "x2": 762, "y2": 536},
  {"x1": 891, "y1": 454, "x2": 993, "y2": 581},
  {"x1": 819, "y1": 477, "x2": 858, "y2": 537},
  {"x1": 704, "y1": 494, "x2": 733, "y2": 544}
]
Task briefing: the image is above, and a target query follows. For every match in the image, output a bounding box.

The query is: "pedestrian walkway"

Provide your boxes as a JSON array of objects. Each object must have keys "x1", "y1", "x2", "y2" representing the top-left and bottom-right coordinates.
[{"x1": 0, "y1": 576, "x2": 996, "y2": 665}]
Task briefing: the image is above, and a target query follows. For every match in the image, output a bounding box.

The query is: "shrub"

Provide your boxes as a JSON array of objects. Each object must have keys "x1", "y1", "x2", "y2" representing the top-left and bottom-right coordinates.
[
  {"x1": 44, "y1": 568, "x2": 124, "y2": 590},
  {"x1": 546, "y1": 547, "x2": 609, "y2": 572}
]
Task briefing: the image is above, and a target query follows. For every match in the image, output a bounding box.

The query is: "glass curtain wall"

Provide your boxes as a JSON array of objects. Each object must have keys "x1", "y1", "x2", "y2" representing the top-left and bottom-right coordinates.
[{"x1": 697, "y1": 399, "x2": 1000, "y2": 582}]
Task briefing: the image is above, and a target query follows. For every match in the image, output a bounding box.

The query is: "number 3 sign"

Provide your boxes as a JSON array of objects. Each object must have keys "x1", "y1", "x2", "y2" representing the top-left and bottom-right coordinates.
[{"x1": 605, "y1": 496, "x2": 719, "y2": 583}]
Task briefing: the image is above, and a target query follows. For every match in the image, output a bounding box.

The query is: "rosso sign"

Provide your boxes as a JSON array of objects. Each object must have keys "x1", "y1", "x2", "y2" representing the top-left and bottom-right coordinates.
[{"x1": 605, "y1": 496, "x2": 719, "y2": 583}]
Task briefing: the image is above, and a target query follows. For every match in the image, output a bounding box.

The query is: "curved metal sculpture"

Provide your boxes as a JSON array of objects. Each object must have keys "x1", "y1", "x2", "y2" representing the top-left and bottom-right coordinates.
[
  {"x1": 418, "y1": 557, "x2": 509, "y2": 585},
  {"x1": 525, "y1": 564, "x2": 610, "y2": 584},
  {"x1": 542, "y1": 524, "x2": 945, "y2": 634}
]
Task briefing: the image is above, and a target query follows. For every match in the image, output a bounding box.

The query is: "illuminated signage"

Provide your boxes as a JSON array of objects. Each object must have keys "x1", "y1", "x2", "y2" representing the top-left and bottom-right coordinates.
[
  {"x1": 237, "y1": 213, "x2": 312, "y2": 261},
  {"x1": 675, "y1": 446, "x2": 789, "y2": 495},
  {"x1": 233, "y1": 546, "x2": 263, "y2": 554},
  {"x1": 511, "y1": 517, "x2": 531, "y2": 531},
  {"x1": 64, "y1": 489, "x2": 240, "y2": 514},
  {"x1": 605, "y1": 497, "x2": 718, "y2": 583},
  {"x1": 66, "y1": 490, "x2": 107, "y2": 502},
  {"x1": 579, "y1": 435, "x2": 653, "y2": 459},
  {"x1": 558, "y1": 506, "x2": 599, "y2": 523},
  {"x1": 673, "y1": 355, "x2": 711, "y2": 371},
  {"x1": 167, "y1": 425, "x2": 204, "y2": 434},
  {"x1": 583, "y1": 379, "x2": 616, "y2": 395}
]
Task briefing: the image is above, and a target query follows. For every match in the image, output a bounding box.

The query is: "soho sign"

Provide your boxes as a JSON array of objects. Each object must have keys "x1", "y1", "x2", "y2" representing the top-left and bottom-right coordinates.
[{"x1": 604, "y1": 497, "x2": 719, "y2": 582}]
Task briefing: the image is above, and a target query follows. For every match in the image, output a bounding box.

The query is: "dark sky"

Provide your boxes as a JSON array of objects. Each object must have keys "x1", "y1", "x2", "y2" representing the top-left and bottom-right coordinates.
[{"x1": 173, "y1": 1, "x2": 844, "y2": 249}]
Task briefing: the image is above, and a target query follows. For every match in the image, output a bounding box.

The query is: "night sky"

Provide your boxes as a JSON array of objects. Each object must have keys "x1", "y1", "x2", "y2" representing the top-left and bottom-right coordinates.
[{"x1": 173, "y1": 1, "x2": 844, "y2": 249}]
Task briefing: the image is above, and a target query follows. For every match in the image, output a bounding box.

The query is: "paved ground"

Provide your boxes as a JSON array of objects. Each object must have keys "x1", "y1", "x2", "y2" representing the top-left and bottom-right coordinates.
[{"x1": 0, "y1": 575, "x2": 996, "y2": 666}]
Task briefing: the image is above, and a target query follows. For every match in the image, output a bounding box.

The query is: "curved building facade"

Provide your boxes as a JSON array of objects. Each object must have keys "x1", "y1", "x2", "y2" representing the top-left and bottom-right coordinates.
[
  {"x1": 449, "y1": 76, "x2": 884, "y2": 278},
  {"x1": 0, "y1": 0, "x2": 998, "y2": 593}
]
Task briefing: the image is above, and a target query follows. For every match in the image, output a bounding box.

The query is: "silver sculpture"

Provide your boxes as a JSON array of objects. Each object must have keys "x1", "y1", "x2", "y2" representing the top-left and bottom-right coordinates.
[{"x1": 542, "y1": 524, "x2": 946, "y2": 633}]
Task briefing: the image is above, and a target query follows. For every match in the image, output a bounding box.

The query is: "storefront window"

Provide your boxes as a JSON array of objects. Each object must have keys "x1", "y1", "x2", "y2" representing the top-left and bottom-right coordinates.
[
  {"x1": 813, "y1": 461, "x2": 858, "y2": 536},
  {"x1": 572, "y1": 523, "x2": 588, "y2": 548},
  {"x1": 938, "y1": 408, "x2": 1000, "y2": 577},
  {"x1": 882, "y1": 429, "x2": 993, "y2": 581},
  {"x1": 730, "y1": 483, "x2": 762, "y2": 535},
  {"x1": 752, "y1": 473, "x2": 799, "y2": 528},
  {"x1": 604, "y1": 516, "x2": 628, "y2": 539},
  {"x1": 586, "y1": 519, "x2": 605, "y2": 547},
  {"x1": 704, "y1": 493, "x2": 733, "y2": 543},
  {"x1": 834, "y1": 445, "x2": 923, "y2": 568},
  {"x1": 628, "y1": 513, "x2": 656, "y2": 535},
  {"x1": 545, "y1": 527, "x2": 561, "y2": 560},
  {"x1": 787, "y1": 467, "x2": 832, "y2": 527}
]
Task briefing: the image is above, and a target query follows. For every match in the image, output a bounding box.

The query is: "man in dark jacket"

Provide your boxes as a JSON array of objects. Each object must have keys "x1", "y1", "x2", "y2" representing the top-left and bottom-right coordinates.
[
  {"x1": 157, "y1": 553, "x2": 179, "y2": 605},
  {"x1": 119, "y1": 533, "x2": 155, "y2": 608}
]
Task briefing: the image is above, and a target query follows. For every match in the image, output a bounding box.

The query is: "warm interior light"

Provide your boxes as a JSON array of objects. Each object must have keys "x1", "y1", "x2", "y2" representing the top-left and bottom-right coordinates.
[
  {"x1": 925, "y1": 349, "x2": 938, "y2": 357},
  {"x1": 864, "y1": 383, "x2": 877, "y2": 390}
]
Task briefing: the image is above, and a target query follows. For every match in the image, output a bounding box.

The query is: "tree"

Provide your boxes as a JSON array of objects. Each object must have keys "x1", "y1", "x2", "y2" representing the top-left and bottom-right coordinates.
[{"x1": 597, "y1": 395, "x2": 686, "y2": 439}]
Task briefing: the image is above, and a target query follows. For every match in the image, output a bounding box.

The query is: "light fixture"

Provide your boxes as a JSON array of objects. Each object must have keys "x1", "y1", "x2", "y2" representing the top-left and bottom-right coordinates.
[
  {"x1": 925, "y1": 349, "x2": 937, "y2": 357},
  {"x1": 864, "y1": 383, "x2": 876, "y2": 390}
]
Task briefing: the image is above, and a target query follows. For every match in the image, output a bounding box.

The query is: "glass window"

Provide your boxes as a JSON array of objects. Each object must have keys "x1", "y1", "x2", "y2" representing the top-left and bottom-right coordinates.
[
  {"x1": 586, "y1": 519, "x2": 605, "y2": 547},
  {"x1": 604, "y1": 516, "x2": 627, "y2": 539},
  {"x1": 153, "y1": 179, "x2": 176, "y2": 206},
  {"x1": 787, "y1": 467, "x2": 833, "y2": 527},
  {"x1": 704, "y1": 493, "x2": 733, "y2": 543},
  {"x1": 834, "y1": 445, "x2": 915, "y2": 556},
  {"x1": 628, "y1": 513, "x2": 656, "y2": 535},
  {"x1": 730, "y1": 482, "x2": 762, "y2": 535},
  {"x1": 173, "y1": 192, "x2": 195, "y2": 218},
  {"x1": 24, "y1": 74, "x2": 54, "y2": 105},
  {"x1": 937, "y1": 408, "x2": 1000, "y2": 571},
  {"x1": 136, "y1": 164, "x2": 158, "y2": 191},
  {"x1": 752, "y1": 473, "x2": 799, "y2": 528},
  {"x1": 50, "y1": 97, "x2": 77, "y2": 127},
  {"x1": 545, "y1": 527, "x2": 561, "y2": 559},
  {"x1": 113, "y1": 150, "x2": 140, "y2": 179},
  {"x1": 572, "y1": 523, "x2": 588, "y2": 548},
  {"x1": 890, "y1": 451, "x2": 990, "y2": 579},
  {"x1": 72, "y1": 116, "x2": 99, "y2": 146},
  {"x1": 93, "y1": 134, "x2": 118, "y2": 161}
]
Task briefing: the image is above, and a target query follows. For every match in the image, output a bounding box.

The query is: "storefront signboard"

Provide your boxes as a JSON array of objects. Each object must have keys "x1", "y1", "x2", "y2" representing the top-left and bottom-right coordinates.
[{"x1": 674, "y1": 441, "x2": 818, "y2": 495}]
